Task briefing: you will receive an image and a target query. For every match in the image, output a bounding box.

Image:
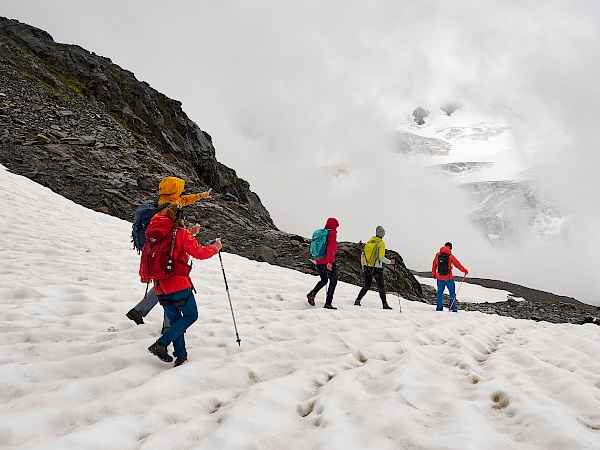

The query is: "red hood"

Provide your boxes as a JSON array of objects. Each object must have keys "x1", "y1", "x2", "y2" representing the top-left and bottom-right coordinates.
[
  {"x1": 325, "y1": 217, "x2": 339, "y2": 231},
  {"x1": 440, "y1": 246, "x2": 451, "y2": 255}
]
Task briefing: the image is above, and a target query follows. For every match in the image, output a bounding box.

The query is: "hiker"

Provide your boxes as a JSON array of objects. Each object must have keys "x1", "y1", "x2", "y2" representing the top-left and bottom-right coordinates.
[
  {"x1": 307, "y1": 217, "x2": 339, "y2": 310},
  {"x1": 146, "y1": 203, "x2": 222, "y2": 366},
  {"x1": 127, "y1": 176, "x2": 212, "y2": 331},
  {"x1": 432, "y1": 242, "x2": 468, "y2": 312},
  {"x1": 354, "y1": 226, "x2": 396, "y2": 309}
]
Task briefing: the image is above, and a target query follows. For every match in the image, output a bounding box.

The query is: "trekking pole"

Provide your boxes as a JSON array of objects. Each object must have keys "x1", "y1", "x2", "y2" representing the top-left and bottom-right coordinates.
[
  {"x1": 389, "y1": 261, "x2": 402, "y2": 313},
  {"x1": 217, "y1": 244, "x2": 241, "y2": 346},
  {"x1": 450, "y1": 275, "x2": 466, "y2": 311}
]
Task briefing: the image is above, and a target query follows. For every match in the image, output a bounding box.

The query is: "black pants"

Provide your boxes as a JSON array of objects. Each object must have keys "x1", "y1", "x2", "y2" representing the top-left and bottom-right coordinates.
[
  {"x1": 357, "y1": 266, "x2": 387, "y2": 304},
  {"x1": 311, "y1": 263, "x2": 338, "y2": 305}
]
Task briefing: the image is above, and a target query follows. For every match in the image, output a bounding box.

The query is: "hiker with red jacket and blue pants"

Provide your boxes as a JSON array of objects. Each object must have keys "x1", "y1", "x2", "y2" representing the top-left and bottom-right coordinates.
[
  {"x1": 127, "y1": 176, "x2": 212, "y2": 331},
  {"x1": 432, "y1": 242, "x2": 468, "y2": 312},
  {"x1": 307, "y1": 217, "x2": 339, "y2": 310},
  {"x1": 145, "y1": 204, "x2": 221, "y2": 366}
]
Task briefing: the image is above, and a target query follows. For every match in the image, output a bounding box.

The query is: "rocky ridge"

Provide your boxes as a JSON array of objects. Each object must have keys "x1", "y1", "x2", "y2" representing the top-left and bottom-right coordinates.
[{"x1": 415, "y1": 273, "x2": 599, "y2": 325}]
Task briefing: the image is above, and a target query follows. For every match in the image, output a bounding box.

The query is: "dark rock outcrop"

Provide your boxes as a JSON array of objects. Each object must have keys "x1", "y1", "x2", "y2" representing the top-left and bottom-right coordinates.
[
  {"x1": 412, "y1": 106, "x2": 429, "y2": 125},
  {"x1": 440, "y1": 102, "x2": 460, "y2": 116}
]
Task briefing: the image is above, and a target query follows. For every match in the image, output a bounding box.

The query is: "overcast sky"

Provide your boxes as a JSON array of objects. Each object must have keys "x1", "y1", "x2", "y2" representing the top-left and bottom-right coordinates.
[{"x1": 2, "y1": 1, "x2": 600, "y2": 303}]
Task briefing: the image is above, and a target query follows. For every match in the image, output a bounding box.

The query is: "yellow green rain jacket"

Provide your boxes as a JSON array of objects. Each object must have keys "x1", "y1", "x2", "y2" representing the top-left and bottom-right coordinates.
[
  {"x1": 361, "y1": 236, "x2": 392, "y2": 268},
  {"x1": 157, "y1": 177, "x2": 201, "y2": 207}
]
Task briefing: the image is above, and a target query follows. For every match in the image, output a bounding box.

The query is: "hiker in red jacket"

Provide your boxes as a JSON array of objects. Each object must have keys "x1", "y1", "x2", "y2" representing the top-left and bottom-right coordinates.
[
  {"x1": 307, "y1": 217, "x2": 339, "y2": 309},
  {"x1": 432, "y1": 242, "x2": 468, "y2": 312},
  {"x1": 127, "y1": 176, "x2": 212, "y2": 331},
  {"x1": 146, "y1": 204, "x2": 222, "y2": 366}
]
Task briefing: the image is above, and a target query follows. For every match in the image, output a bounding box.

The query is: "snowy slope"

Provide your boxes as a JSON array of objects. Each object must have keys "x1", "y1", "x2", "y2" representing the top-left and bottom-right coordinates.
[
  {"x1": 1, "y1": 165, "x2": 599, "y2": 450},
  {"x1": 395, "y1": 108, "x2": 569, "y2": 243}
]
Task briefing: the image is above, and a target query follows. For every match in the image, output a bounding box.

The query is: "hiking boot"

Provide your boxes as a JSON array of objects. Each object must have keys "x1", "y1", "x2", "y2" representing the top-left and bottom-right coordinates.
[
  {"x1": 148, "y1": 339, "x2": 173, "y2": 362},
  {"x1": 323, "y1": 304, "x2": 337, "y2": 310},
  {"x1": 126, "y1": 309, "x2": 144, "y2": 325},
  {"x1": 382, "y1": 303, "x2": 392, "y2": 310},
  {"x1": 354, "y1": 299, "x2": 361, "y2": 306},
  {"x1": 161, "y1": 326, "x2": 170, "y2": 335},
  {"x1": 307, "y1": 293, "x2": 315, "y2": 306},
  {"x1": 174, "y1": 355, "x2": 188, "y2": 367}
]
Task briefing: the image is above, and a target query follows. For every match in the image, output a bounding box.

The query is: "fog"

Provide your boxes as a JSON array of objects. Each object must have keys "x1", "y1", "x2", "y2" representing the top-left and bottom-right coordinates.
[{"x1": 2, "y1": 1, "x2": 599, "y2": 304}]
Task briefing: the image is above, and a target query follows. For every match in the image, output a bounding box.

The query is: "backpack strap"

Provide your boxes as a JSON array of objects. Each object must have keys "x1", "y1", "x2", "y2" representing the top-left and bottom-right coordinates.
[
  {"x1": 156, "y1": 202, "x2": 170, "y2": 212},
  {"x1": 371, "y1": 243, "x2": 380, "y2": 266}
]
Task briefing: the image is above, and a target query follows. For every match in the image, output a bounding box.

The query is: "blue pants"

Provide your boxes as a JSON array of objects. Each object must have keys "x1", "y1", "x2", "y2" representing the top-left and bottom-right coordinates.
[
  {"x1": 158, "y1": 288, "x2": 198, "y2": 357},
  {"x1": 436, "y1": 279, "x2": 457, "y2": 311},
  {"x1": 311, "y1": 263, "x2": 338, "y2": 306},
  {"x1": 134, "y1": 287, "x2": 170, "y2": 328}
]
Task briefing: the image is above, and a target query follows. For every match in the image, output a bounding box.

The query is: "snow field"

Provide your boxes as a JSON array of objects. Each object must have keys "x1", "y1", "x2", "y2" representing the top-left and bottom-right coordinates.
[{"x1": 1, "y1": 166, "x2": 599, "y2": 449}]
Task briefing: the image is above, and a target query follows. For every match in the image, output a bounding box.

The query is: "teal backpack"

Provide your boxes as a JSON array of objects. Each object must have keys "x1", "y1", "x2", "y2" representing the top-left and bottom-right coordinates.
[{"x1": 309, "y1": 229, "x2": 330, "y2": 259}]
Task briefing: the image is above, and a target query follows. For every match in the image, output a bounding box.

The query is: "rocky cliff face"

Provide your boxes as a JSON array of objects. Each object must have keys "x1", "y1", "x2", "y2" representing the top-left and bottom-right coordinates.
[
  {"x1": 0, "y1": 17, "x2": 423, "y2": 302},
  {"x1": 0, "y1": 17, "x2": 271, "y2": 222}
]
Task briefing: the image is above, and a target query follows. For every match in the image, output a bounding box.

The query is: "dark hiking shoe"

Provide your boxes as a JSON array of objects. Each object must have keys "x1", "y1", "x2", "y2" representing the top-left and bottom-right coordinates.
[
  {"x1": 323, "y1": 304, "x2": 337, "y2": 310},
  {"x1": 161, "y1": 326, "x2": 170, "y2": 335},
  {"x1": 148, "y1": 340, "x2": 173, "y2": 362},
  {"x1": 354, "y1": 299, "x2": 361, "y2": 306},
  {"x1": 382, "y1": 303, "x2": 392, "y2": 310},
  {"x1": 126, "y1": 309, "x2": 144, "y2": 325},
  {"x1": 174, "y1": 355, "x2": 188, "y2": 367},
  {"x1": 307, "y1": 293, "x2": 315, "y2": 306}
]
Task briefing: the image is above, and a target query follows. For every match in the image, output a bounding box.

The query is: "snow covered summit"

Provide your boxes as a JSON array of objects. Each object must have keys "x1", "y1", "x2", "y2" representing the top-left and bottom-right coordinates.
[{"x1": 396, "y1": 107, "x2": 568, "y2": 244}]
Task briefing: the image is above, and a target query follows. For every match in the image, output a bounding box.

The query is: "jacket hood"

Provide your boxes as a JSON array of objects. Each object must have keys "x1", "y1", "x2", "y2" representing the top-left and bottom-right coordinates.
[
  {"x1": 146, "y1": 214, "x2": 175, "y2": 242},
  {"x1": 440, "y1": 246, "x2": 451, "y2": 255},
  {"x1": 158, "y1": 177, "x2": 185, "y2": 197},
  {"x1": 368, "y1": 236, "x2": 383, "y2": 245},
  {"x1": 325, "y1": 217, "x2": 339, "y2": 230}
]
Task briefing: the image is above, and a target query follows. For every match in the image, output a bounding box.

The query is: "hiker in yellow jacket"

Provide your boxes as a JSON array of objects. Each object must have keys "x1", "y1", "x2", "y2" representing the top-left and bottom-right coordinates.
[
  {"x1": 354, "y1": 226, "x2": 396, "y2": 310},
  {"x1": 157, "y1": 176, "x2": 211, "y2": 207}
]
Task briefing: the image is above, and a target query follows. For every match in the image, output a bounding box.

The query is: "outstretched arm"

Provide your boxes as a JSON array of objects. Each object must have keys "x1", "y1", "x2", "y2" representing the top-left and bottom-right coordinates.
[
  {"x1": 179, "y1": 193, "x2": 201, "y2": 206},
  {"x1": 379, "y1": 243, "x2": 393, "y2": 265},
  {"x1": 451, "y1": 255, "x2": 468, "y2": 275},
  {"x1": 179, "y1": 230, "x2": 220, "y2": 260}
]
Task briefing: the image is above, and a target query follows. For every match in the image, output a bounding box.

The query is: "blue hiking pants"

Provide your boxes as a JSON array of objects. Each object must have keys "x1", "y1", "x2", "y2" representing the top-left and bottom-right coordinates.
[
  {"x1": 158, "y1": 288, "x2": 198, "y2": 357},
  {"x1": 436, "y1": 278, "x2": 457, "y2": 311}
]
